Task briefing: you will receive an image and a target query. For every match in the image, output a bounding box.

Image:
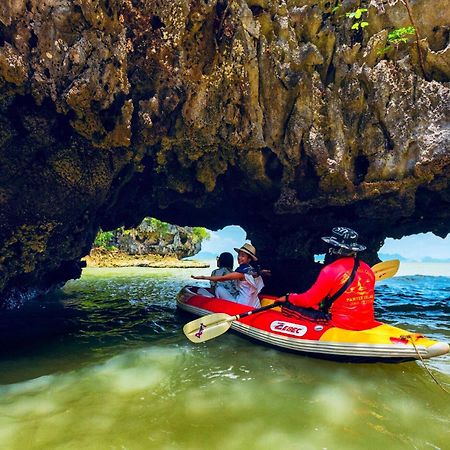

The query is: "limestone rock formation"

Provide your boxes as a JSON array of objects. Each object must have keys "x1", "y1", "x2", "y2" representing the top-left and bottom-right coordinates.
[
  {"x1": 0, "y1": 0, "x2": 449, "y2": 305},
  {"x1": 99, "y1": 219, "x2": 206, "y2": 259}
]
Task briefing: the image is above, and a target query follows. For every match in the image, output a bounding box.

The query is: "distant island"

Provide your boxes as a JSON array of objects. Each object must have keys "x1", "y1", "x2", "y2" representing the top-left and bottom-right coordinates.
[
  {"x1": 421, "y1": 256, "x2": 450, "y2": 263},
  {"x1": 379, "y1": 253, "x2": 450, "y2": 263}
]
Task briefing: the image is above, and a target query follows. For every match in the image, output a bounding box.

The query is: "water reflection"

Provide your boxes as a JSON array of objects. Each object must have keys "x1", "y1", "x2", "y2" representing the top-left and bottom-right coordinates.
[
  {"x1": 0, "y1": 343, "x2": 448, "y2": 449},
  {"x1": 0, "y1": 267, "x2": 448, "y2": 449}
]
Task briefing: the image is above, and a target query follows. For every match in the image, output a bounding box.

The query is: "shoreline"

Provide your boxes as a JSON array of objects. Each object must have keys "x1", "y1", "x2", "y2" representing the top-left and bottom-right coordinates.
[
  {"x1": 395, "y1": 261, "x2": 450, "y2": 277},
  {"x1": 83, "y1": 248, "x2": 210, "y2": 269},
  {"x1": 82, "y1": 253, "x2": 449, "y2": 276}
]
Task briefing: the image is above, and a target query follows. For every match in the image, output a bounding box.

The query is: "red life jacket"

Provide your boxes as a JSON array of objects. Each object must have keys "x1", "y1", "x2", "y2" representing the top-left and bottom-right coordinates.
[{"x1": 288, "y1": 257, "x2": 377, "y2": 330}]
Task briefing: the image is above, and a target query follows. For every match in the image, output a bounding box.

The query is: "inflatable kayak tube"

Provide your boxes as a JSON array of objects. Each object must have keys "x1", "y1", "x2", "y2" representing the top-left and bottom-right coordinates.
[{"x1": 177, "y1": 286, "x2": 450, "y2": 362}]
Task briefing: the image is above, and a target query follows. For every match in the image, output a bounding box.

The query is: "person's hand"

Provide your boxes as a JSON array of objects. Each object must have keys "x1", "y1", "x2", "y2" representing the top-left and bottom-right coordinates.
[
  {"x1": 276, "y1": 294, "x2": 288, "y2": 302},
  {"x1": 191, "y1": 275, "x2": 204, "y2": 280},
  {"x1": 261, "y1": 269, "x2": 272, "y2": 277}
]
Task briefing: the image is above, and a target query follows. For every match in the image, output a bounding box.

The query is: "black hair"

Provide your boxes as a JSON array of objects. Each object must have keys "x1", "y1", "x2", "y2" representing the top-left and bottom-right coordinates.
[
  {"x1": 324, "y1": 247, "x2": 356, "y2": 265},
  {"x1": 328, "y1": 247, "x2": 356, "y2": 257},
  {"x1": 217, "y1": 252, "x2": 234, "y2": 270}
]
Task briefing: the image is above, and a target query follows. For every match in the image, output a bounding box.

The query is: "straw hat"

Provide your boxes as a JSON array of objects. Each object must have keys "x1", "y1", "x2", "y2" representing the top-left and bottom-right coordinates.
[{"x1": 234, "y1": 243, "x2": 258, "y2": 261}]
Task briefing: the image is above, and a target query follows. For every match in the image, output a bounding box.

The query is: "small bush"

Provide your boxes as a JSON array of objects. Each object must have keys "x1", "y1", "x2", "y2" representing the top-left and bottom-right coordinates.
[
  {"x1": 94, "y1": 230, "x2": 116, "y2": 250},
  {"x1": 379, "y1": 26, "x2": 416, "y2": 55},
  {"x1": 146, "y1": 218, "x2": 170, "y2": 234},
  {"x1": 192, "y1": 227, "x2": 210, "y2": 242}
]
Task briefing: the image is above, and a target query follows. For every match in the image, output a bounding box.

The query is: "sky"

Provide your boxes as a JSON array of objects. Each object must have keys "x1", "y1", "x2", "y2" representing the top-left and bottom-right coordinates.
[
  {"x1": 200, "y1": 225, "x2": 247, "y2": 257},
  {"x1": 380, "y1": 233, "x2": 450, "y2": 260},
  {"x1": 198, "y1": 226, "x2": 450, "y2": 262}
]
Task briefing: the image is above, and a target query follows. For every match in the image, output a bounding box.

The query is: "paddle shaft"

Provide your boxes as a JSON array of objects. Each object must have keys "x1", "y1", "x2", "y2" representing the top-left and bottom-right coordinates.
[
  {"x1": 224, "y1": 260, "x2": 398, "y2": 323},
  {"x1": 183, "y1": 300, "x2": 284, "y2": 343},
  {"x1": 232, "y1": 300, "x2": 284, "y2": 321}
]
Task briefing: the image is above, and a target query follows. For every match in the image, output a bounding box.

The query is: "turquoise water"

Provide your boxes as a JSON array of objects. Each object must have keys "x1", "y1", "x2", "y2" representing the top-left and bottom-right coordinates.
[{"x1": 0, "y1": 266, "x2": 449, "y2": 449}]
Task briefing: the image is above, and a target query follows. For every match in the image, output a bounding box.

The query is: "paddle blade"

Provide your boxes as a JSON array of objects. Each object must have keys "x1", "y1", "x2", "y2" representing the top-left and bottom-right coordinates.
[
  {"x1": 183, "y1": 313, "x2": 234, "y2": 343},
  {"x1": 372, "y1": 259, "x2": 400, "y2": 281}
]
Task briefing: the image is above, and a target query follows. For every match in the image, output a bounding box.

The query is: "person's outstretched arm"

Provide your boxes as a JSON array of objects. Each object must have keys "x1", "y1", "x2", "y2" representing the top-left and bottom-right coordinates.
[{"x1": 192, "y1": 272, "x2": 244, "y2": 282}]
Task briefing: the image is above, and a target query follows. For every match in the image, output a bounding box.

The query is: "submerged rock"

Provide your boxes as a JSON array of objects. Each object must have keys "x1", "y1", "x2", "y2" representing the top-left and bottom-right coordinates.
[{"x1": 0, "y1": 0, "x2": 449, "y2": 304}]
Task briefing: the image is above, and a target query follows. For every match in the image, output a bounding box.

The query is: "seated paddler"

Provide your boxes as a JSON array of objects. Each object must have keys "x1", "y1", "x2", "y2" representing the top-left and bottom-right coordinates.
[
  {"x1": 277, "y1": 227, "x2": 377, "y2": 331},
  {"x1": 192, "y1": 243, "x2": 263, "y2": 308}
]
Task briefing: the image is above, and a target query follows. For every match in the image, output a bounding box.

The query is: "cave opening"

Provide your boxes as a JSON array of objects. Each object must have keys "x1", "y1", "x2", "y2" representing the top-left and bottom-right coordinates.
[
  {"x1": 380, "y1": 232, "x2": 450, "y2": 264},
  {"x1": 195, "y1": 225, "x2": 247, "y2": 261},
  {"x1": 314, "y1": 253, "x2": 325, "y2": 263}
]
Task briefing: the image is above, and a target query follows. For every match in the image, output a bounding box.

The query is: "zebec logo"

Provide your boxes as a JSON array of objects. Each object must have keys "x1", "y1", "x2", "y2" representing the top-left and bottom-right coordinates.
[{"x1": 270, "y1": 321, "x2": 307, "y2": 337}]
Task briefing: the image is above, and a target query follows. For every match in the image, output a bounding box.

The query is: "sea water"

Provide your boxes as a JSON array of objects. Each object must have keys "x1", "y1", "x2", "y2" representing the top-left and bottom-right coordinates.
[{"x1": 0, "y1": 264, "x2": 448, "y2": 449}]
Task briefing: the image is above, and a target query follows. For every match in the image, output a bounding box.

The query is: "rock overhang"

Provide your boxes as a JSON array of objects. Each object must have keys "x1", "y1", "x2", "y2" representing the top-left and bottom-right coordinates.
[{"x1": 0, "y1": 0, "x2": 449, "y2": 304}]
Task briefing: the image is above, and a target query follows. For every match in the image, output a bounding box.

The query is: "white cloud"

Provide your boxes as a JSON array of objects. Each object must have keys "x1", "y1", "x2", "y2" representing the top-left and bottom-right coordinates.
[{"x1": 201, "y1": 226, "x2": 247, "y2": 255}]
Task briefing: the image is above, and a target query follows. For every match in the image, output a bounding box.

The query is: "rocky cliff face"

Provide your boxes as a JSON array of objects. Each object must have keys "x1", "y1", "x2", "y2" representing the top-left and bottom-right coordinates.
[
  {"x1": 102, "y1": 219, "x2": 204, "y2": 259},
  {"x1": 0, "y1": 0, "x2": 449, "y2": 304}
]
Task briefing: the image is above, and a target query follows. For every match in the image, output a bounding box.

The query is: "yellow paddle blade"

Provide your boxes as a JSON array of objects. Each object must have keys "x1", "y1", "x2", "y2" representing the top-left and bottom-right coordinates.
[
  {"x1": 372, "y1": 259, "x2": 400, "y2": 281},
  {"x1": 183, "y1": 313, "x2": 235, "y2": 343},
  {"x1": 260, "y1": 297, "x2": 282, "y2": 311}
]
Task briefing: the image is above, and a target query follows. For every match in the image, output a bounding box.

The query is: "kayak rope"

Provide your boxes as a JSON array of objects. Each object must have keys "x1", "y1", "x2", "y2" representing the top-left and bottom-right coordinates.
[{"x1": 401, "y1": 334, "x2": 449, "y2": 394}]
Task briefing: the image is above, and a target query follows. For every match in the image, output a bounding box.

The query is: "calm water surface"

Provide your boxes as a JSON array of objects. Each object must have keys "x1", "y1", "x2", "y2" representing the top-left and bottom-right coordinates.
[{"x1": 0, "y1": 265, "x2": 449, "y2": 449}]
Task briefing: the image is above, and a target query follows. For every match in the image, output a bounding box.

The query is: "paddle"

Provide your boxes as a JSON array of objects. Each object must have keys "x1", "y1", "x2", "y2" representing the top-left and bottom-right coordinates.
[
  {"x1": 183, "y1": 301, "x2": 283, "y2": 343},
  {"x1": 371, "y1": 259, "x2": 400, "y2": 281},
  {"x1": 183, "y1": 259, "x2": 400, "y2": 343}
]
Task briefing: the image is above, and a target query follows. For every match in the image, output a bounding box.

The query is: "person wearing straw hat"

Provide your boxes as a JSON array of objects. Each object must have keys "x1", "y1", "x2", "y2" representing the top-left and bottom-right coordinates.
[
  {"x1": 277, "y1": 227, "x2": 377, "y2": 330},
  {"x1": 192, "y1": 243, "x2": 264, "y2": 308}
]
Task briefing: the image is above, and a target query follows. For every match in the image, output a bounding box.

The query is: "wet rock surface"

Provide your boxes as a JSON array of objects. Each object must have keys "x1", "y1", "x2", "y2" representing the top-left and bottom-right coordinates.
[{"x1": 0, "y1": 0, "x2": 449, "y2": 304}]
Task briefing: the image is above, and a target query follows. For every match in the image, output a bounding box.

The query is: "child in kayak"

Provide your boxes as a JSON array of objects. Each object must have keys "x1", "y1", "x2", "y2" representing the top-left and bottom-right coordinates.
[
  {"x1": 210, "y1": 252, "x2": 239, "y2": 300},
  {"x1": 192, "y1": 243, "x2": 264, "y2": 308}
]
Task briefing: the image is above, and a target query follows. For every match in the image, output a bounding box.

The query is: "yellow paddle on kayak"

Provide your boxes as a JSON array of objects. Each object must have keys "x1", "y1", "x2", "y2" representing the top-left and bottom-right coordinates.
[
  {"x1": 183, "y1": 259, "x2": 400, "y2": 343},
  {"x1": 371, "y1": 259, "x2": 400, "y2": 281},
  {"x1": 183, "y1": 301, "x2": 284, "y2": 343}
]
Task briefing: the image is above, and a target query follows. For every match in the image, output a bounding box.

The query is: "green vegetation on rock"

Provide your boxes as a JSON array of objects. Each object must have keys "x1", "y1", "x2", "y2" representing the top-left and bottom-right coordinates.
[
  {"x1": 345, "y1": 8, "x2": 369, "y2": 31},
  {"x1": 94, "y1": 230, "x2": 116, "y2": 251},
  {"x1": 143, "y1": 218, "x2": 170, "y2": 235},
  {"x1": 192, "y1": 227, "x2": 210, "y2": 242},
  {"x1": 93, "y1": 219, "x2": 210, "y2": 260},
  {"x1": 379, "y1": 26, "x2": 416, "y2": 55}
]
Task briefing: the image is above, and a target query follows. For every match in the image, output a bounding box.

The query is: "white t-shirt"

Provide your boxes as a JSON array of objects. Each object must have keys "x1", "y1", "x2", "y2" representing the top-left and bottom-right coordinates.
[{"x1": 235, "y1": 274, "x2": 263, "y2": 308}]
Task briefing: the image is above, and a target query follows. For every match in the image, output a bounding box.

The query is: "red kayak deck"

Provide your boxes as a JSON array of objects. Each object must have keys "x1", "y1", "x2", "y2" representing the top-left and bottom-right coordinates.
[
  {"x1": 177, "y1": 286, "x2": 450, "y2": 362},
  {"x1": 186, "y1": 294, "x2": 337, "y2": 340}
]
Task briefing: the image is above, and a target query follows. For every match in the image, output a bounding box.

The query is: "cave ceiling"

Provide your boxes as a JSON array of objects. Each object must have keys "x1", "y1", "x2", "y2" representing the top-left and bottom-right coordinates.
[{"x1": 0, "y1": 0, "x2": 449, "y2": 302}]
